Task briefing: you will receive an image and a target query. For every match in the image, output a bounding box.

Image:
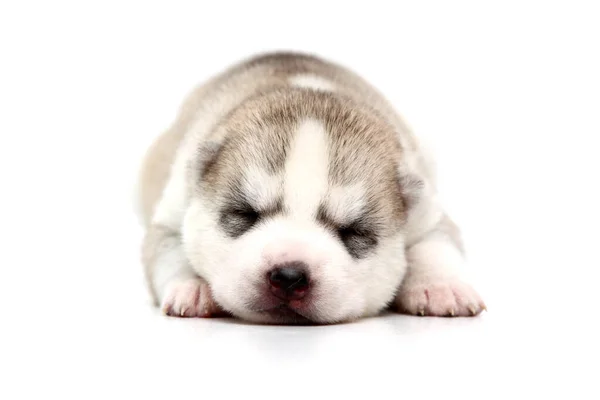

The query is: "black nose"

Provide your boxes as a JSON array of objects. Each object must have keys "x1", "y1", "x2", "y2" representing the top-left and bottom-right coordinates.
[{"x1": 268, "y1": 262, "x2": 310, "y2": 301}]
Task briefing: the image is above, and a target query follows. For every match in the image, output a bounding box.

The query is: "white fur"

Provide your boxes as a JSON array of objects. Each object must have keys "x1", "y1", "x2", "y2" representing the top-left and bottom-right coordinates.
[
  {"x1": 143, "y1": 53, "x2": 485, "y2": 323},
  {"x1": 289, "y1": 74, "x2": 336, "y2": 92},
  {"x1": 151, "y1": 236, "x2": 196, "y2": 301},
  {"x1": 326, "y1": 184, "x2": 367, "y2": 225},
  {"x1": 161, "y1": 278, "x2": 222, "y2": 317},
  {"x1": 284, "y1": 119, "x2": 330, "y2": 219},
  {"x1": 241, "y1": 166, "x2": 282, "y2": 210},
  {"x1": 151, "y1": 115, "x2": 479, "y2": 323},
  {"x1": 406, "y1": 237, "x2": 464, "y2": 279},
  {"x1": 181, "y1": 118, "x2": 409, "y2": 323},
  {"x1": 152, "y1": 147, "x2": 189, "y2": 230},
  {"x1": 398, "y1": 237, "x2": 485, "y2": 316}
]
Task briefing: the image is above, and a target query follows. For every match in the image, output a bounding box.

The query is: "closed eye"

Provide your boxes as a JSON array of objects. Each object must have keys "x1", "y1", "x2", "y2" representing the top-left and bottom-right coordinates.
[
  {"x1": 338, "y1": 225, "x2": 364, "y2": 241},
  {"x1": 232, "y1": 208, "x2": 259, "y2": 224},
  {"x1": 336, "y1": 224, "x2": 378, "y2": 259},
  {"x1": 220, "y1": 205, "x2": 260, "y2": 238},
  {"x1": 317, "y1": 205, "x2": 378, "y2": 258}
]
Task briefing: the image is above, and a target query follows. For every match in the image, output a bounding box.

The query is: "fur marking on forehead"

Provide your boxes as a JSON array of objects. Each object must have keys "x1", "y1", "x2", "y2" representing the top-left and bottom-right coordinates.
[
  {"x1": 241, "y1": 166, "x2": 282, "y2": 210},
  {"x1": 284, "y1": 118, "x2": 330, "y2": 219},
  {"x1": 325, "y1": 184, "x2": 367, "y2": 225},
  {"x1": 289, "y1": 74, "x2": 336, "y2": 92}
]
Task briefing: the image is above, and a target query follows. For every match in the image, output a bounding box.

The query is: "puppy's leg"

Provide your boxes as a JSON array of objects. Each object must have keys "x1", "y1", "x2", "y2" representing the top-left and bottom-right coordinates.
[
  {"x1": 142, "y1": 225, "x2": 225, "y2": 318},
  {"x1": 395, "y1": 215, "x2": 486, "y2": 317}
]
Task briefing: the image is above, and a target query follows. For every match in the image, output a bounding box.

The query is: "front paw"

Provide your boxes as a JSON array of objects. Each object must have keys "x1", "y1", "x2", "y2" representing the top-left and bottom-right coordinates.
[
  {"x1": 395, "y1": 278, "x2": 486, "y2": 317},
  {"x1": 161, "y1": 278, "x2": 227, "y2": 318}
]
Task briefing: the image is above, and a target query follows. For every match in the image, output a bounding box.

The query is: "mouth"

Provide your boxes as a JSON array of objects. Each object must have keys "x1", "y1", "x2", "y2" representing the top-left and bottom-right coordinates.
[{"x1": 260, "y1": 304, "x2": 314, "y2": 325}]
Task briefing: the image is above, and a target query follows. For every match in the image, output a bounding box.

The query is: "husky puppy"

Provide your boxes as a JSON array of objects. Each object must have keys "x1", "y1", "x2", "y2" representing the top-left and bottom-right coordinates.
[{"x1": 137, "y1": 52, "x2": 485, "y2": 324}]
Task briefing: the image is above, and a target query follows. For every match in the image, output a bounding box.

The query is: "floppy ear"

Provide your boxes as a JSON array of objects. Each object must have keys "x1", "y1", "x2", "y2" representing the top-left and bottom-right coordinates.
[
  {"x1": 397, "y1": 158, "x2": 426, "y2": 211},
  {"x1": 397, "y1": 161, "x2": 442, "y2": 244},
  {"x1": 196, "y1": 141, "x2": 223, "y2": 177},
  {"x1": 187, "y1": 140, "x2": 224, "y2": 189},
  {"x1": 398, "y1": 172, "x2": 425, "y2": 211}
]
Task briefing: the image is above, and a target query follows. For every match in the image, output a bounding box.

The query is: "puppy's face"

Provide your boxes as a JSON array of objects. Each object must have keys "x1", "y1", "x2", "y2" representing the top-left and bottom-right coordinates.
[{"x1": 183, "y1": 91, "x2": 412, "y2": 324}]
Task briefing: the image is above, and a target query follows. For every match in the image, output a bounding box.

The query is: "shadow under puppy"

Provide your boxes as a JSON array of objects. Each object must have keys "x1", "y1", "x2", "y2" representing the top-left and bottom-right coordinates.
[{"x1": 137, "y1": 52, "x2": 486, "y2": 324}]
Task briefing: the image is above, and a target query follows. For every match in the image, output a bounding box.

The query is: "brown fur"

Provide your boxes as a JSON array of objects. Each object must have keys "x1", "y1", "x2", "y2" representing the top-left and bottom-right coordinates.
[
  {"x1": 200, "y1": 88, "x2": 407, "y2": 235},
  {"x1": 137, "y1": 52, "x2": 454, "y2": 304},
  {"x1": 137, "y1": 52, "x2": 426, "y2": 227}
]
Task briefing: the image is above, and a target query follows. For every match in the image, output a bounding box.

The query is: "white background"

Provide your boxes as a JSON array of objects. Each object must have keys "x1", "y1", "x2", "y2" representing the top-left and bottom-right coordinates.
[{"x1": 1, "y1": 1, "x2": 599, "y2": 399}]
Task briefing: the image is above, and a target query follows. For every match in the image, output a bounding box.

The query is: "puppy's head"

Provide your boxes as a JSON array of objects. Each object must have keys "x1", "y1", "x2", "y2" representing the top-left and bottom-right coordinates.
[{"x1": 183, "y1": 90, "x2": 420, "y2": 324}]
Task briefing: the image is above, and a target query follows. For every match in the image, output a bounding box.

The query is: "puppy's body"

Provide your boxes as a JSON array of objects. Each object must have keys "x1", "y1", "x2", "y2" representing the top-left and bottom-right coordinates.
[{"x1": 137, "y1": 52, "x2": 484, "y2": 324}]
